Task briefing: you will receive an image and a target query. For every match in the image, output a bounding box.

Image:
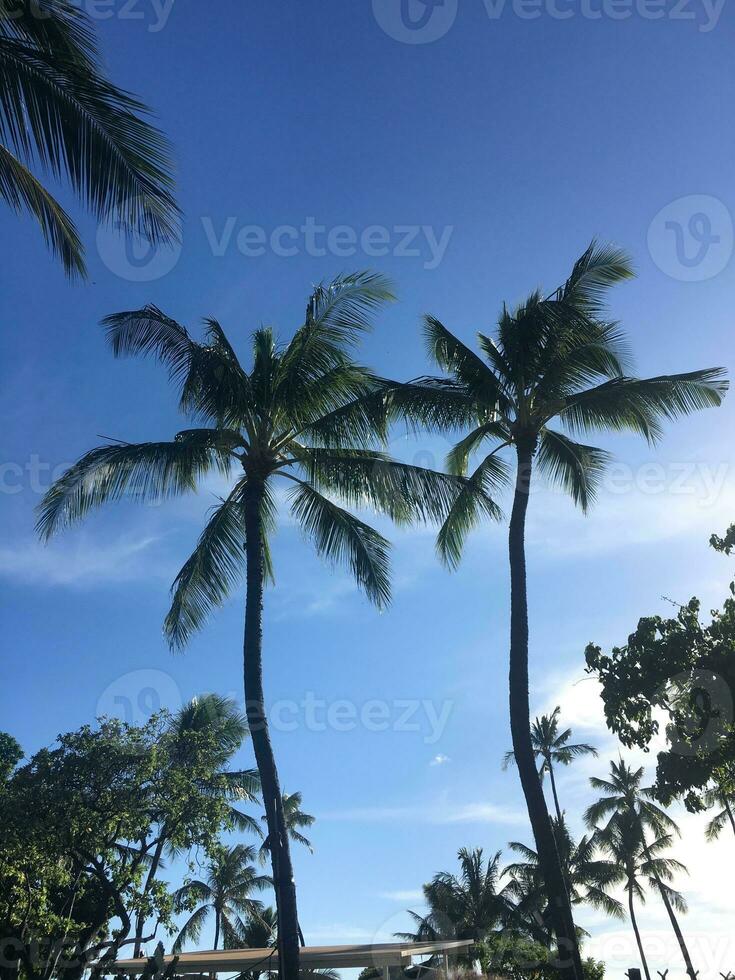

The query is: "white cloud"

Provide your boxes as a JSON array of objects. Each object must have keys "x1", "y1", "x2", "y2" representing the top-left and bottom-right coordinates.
[
  {"x1": 319, "y1": 798, "x2": 524, "y2": 825},
  {"x1": 0, "y1": 533, "x2": 172, "y2": 587},
  {"x1": 430, "y1": 753, "x2": 451, "y2": 767},
  {"x1": 380, "y1": 889, "x2": 425, "y2": 903}
]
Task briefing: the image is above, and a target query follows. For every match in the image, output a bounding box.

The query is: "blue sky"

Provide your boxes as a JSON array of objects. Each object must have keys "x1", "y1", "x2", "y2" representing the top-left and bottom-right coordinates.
[{"x1": 1, "y1": 0, "x2": 735, "y2": 975}]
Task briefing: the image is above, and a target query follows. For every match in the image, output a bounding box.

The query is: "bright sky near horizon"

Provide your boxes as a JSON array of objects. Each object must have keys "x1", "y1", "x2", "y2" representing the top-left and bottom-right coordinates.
[{"x1": 1, "y1": 1, "x2": 734, "y2": 977}]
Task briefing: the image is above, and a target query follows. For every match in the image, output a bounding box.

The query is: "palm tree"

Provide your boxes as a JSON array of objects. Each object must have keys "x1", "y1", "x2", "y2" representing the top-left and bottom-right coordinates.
[
  {"x1": 173, "y1": 845, "x2": 269, "y2": 954},
  {"x1": 704, "y1": 783, "x2": 735, "y2": 841},
  {"x1": 503, "y1": 817, "x2": 623, "y2": 946},
  {"x1": 595, "y1": 809, "x2": 688, "y2": 980},
  {"x1": 132, "y1": 694, "x2": 261, "y2": 955},
  {"x1": 399, "y1": 847, "x2": 511, "y2": 954},
  {"x1": 585, "y1": 760, "x2": 695, "y2": 980},
  {"x1": 1, "y1": 0, "x2": 178, "y2": 276},
  {"x1": 503, "y1": 706, "x2": 598, "y2": 823},
  {"x1": 386, "y1": 241, "x2": 728, "y2": 978},
  {"x1": 37, "y1": 272, "x2": 461, "y2": 980},
  {"x1": 260, "y1": 792, "x2": 315, "y2": 863}
]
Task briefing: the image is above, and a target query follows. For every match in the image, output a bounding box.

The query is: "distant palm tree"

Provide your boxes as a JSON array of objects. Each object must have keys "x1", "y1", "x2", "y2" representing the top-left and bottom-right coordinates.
[
  {"x1": 703, "y1": 784, "x2": 735, "y2": 841},
  {"x1": 399, "y1": 847, "x2": 510, "y2": 954},
  {"x1": 132, "y1": 694, "x2": 261, "y2": 955},
  {"x1": 503, "y1": 706, "x2": 597, "y2": 823},
  {"x1": 0, "y1": 0, "x2": 178, "y2": 276},
  {"x1": 385, "y1": 241, "x2": 728, "y2": 979},
  {"x1": 260, "y1": 792, "x2": 315, "y2": 863},
  {"x1": 173, "y1": 845, "x2": 269, "y2": 954},
  {"x1": 596, "y1": 809, "x2": 688, "y2": 980},
  {"x1": 585, "y1": 760, "x2": 695, "y2": 980},
  {"x1": 38, "y1": 273, "x2": 460, "y2": 980},
  {"x1": 503, "y1": 817, "x2": 623, "y2": 946}
]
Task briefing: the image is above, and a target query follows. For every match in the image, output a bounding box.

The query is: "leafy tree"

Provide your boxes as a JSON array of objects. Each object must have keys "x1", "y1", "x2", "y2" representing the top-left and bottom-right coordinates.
[
  {"x1": 503, "y1": 707, "x2": 598, "y2": 823},
  {"x1": 0, "y1": 0, "x2": 179, "y2": 276},
  {"x1": 173, "y1": 845, "x2": 269, "y2": 953},
  {"x1": 259, "y1": 792, "x2": 314, "y2": 863},
  {"x1": 0, "y1": 732, "x2": 22, "y2": 780},
  {"x1": 585, "y1": 760, "x2": 694, "y2": 980},
  {"x1": 586, "y1": 528, "x2": 735, "y2": 813},
  {"x1": 385, "y1": 241, "x2": 727, "y2": 978},
  {"x1": 503, "y1": 817, "x2": 623, "y2": 945},
  {"x1": 131, "y1": 694, "x2": 261, "y2": 956},
  {"x1": 595, "y1": 810, "x2": 686, "y2": 980},
  {"x1": 0, "y1": 713, "x2": 241, "y2": 980},
  {"x1": 37, "y1": 272, "x2": 461, "y2": 980}
]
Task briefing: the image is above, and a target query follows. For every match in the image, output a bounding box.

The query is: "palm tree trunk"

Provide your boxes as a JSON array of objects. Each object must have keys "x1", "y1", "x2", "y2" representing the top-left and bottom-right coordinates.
[
  {"x1": 641, "y1": 839, "x2": 696, "y2": 980},
  {"x1": 547, "y1": 759, "x2": 564, "y2": 826},
  {"x1": 214, "y1": 909, "x2": 221, "y2": 951},
  {"x1": 243, "y1": 479, "x2": 300, "y2": 980},
  {"x1": 628, "y1": 883, "x2": 651, "y2": 980},
  {"x1": 720, "y1": 790, "x2": 735, "y2": 838},
  {"x1": 508, "y1": 444, "x2": 583, "y2": 980}
]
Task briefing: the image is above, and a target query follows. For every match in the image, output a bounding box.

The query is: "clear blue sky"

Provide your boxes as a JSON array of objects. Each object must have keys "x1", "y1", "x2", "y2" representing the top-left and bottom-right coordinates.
[{"x1": 1, "y1": 1, "x2": 734, "y2": 974}]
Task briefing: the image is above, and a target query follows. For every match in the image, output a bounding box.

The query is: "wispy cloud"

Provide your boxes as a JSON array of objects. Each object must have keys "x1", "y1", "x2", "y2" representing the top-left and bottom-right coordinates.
[
  {"x1": 0, "y1": 533, "x2": 172, "y2": 588},
  {"x1": 320, "y1": 798, "x2": 523, "y2": 825},
  {"x1": 380, "y1": 889, "x2": 425, "y2": 903},
  {"x1": 430, "y1": 753, "x2": 451, "y2": 767}
]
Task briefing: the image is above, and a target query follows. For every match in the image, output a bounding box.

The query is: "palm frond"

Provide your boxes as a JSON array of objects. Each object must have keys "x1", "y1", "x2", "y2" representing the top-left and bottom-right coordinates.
[
  {"x1": 288, "y1": 479, "x2": 391, "y2": 608},
  {"x1": 164, "y1": 481, "x2": 250, "y2": 650},
  {"x1": 36, "y1": 437, "x2": 231, "y2": 540},
  {"x1": 560, "y1": 370, "x2": 728, "y2": 444},
  {"x1": 537, "y1": 428, "x2": 611, "y2": 512},
  {"x1": 436, "y1": 453, "x2": 505, "y2": 568},
  {"x1": 0, "y1": 142, "x2": 84, "y2": 275},
  {"x1": 424, "y1": 316, "x2": 508, "y2": 410}
]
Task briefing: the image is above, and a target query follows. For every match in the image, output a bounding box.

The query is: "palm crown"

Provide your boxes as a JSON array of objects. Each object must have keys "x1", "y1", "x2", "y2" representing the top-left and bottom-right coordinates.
[
  {"x1": 503, "y1": 706, "x2": 598, "y2": 821},
  {"x1": 173, "y1": 844, "x2": 269, "y2": 952},
  {"x1": 259, "y1": 791, "x2": 315, "y2": 863},
  {"x1": 584, "y1": 759, "x2": 679, "y2": 840},
  {"x1": 1, "y1": 0, "x2": 179, "y2": 276},
  {"x1": 388, "y1": 242, "x2": 728, "y2": 566},
  {"x1": 36, "y1": 272, "x2": 460, "y2": 640}
]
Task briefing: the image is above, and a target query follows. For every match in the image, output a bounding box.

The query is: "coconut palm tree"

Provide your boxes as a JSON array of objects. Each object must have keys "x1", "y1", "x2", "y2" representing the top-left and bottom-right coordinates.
[
  {"x1": 503, "y1": 707, "x2": 598, "y2": 823},
  {"x1": 260, "y1": 792, "x2": 314, "y2": 863},
  {"x1": 385, "y1": 241, "x2": 728, "y2": 979},
  {"x1": 585, "y1": 760, "x2": 695, "y2": 980},
  {"x1": 173, "y1": 845, "x2": 269, "y2": 954},
  {"x1": 503, "y1": 817, "x2": 623, "y2": 946},
  {"x1": 595, "y1": 809, "x2": 688, "y2": 980},
  {"x1": 399, "y1": 847, "x2": 511, "y2": 954},
  {"x1": 1, "y1": 0, "x2": 178, "y2": 276},
  {"x1": 131, "y1": 694, "x2": 261, "y2": 955},
  {"x1": 37, "y1": 272, "x2": 462, "y2": 980},
  {"x1": 704, "y1": 783, "x2": 735, "y2": 841}
]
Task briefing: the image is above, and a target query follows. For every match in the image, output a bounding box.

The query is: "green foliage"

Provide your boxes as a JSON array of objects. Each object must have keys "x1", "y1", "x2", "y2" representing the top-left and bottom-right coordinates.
[
  {"x1": 38, "y1": 273, "x2": 469, "y2": 644},
  {"x1": 0, "y1": 0, "x2": 179, "y2": 276},
  {"x1": 386, "y1": 241, "x2": 727, "y2": 566},
  {"x1": 0, "y1": 731, "x2": 22, "y2": 780},
  {"x1": 0, "y1": 705, "x2": 253, "y2": 980},
  {"x1": 585, "y1": 529, "x2": 735, "y2": 810},
  {"x1": 481, "y1": 933, "x2": 605, "y2": 980}
]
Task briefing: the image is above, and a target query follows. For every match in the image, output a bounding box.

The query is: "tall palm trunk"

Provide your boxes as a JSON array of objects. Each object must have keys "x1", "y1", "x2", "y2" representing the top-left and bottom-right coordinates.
[
  {"x1": 627, "y1": 882, "x2": 651, "y2": 980},
  {"x1": 546, "y1": 758, "x2": 564, "y2": 825},
  {"x1": 641, "y1": 837, "x2": 696, "y2": 980},
  {"x1": 243, "y1": 480, "x2": 300, "y2": 980},
  {"x1": 508, "y1": 444, "x2": 582, "y2": 980},
  {"x1": 720, "y1": 787, "x2": 735, "y2": 838}
]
